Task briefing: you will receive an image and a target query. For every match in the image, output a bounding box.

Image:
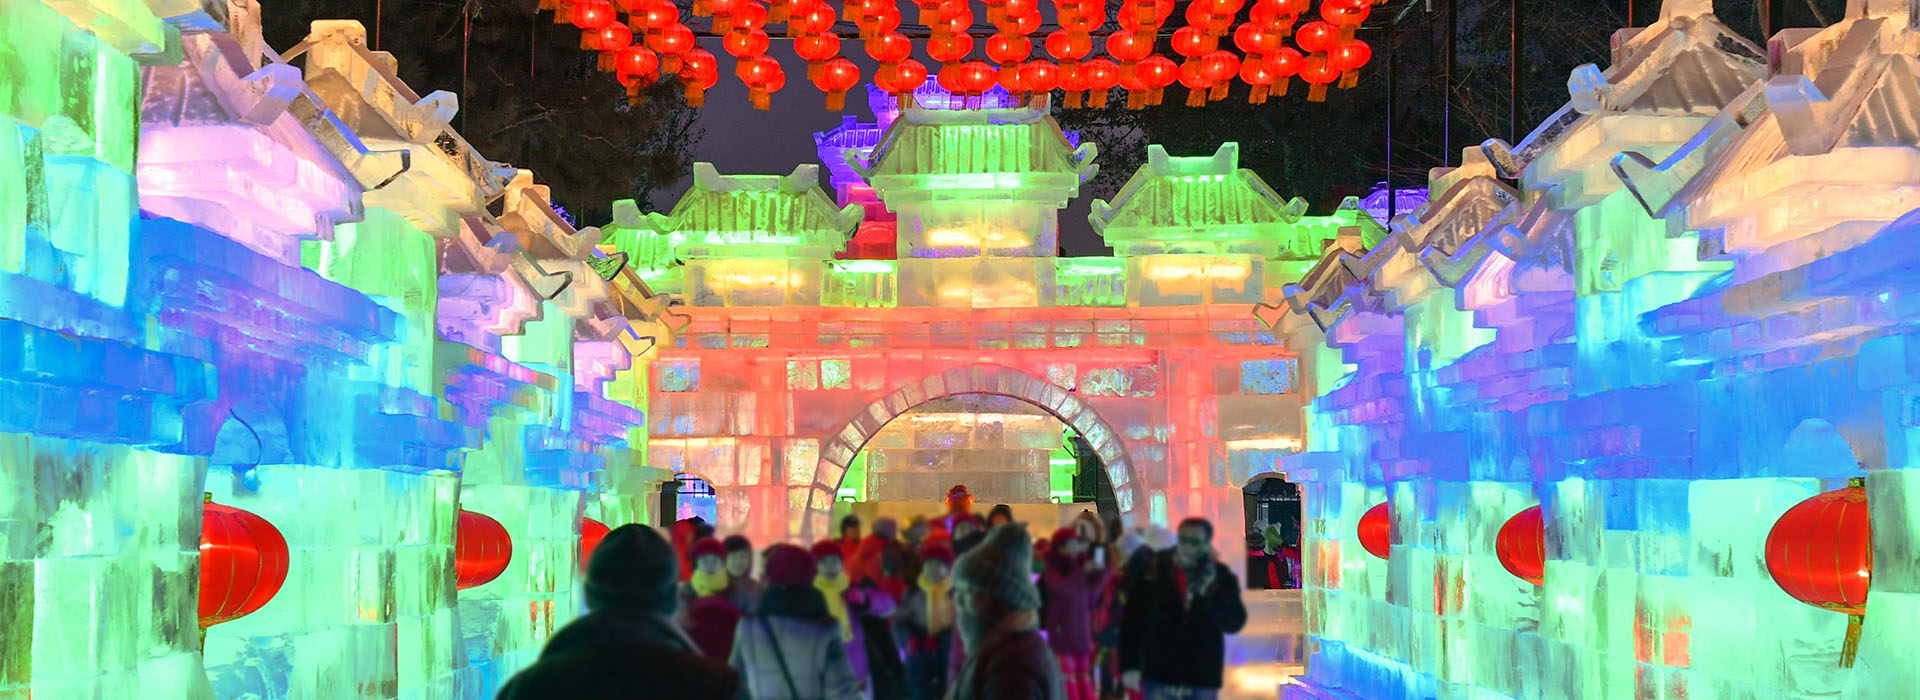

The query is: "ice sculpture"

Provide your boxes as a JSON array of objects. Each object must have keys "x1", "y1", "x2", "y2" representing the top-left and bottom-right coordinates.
[{"x1": 1269, "y1": 2, "x2": 1920, "y2": 699}]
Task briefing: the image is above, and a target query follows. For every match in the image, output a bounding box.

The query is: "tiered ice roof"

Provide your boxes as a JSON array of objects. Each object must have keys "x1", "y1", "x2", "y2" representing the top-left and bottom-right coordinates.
[{"x1": 1088, "y1": 144, "x2": 1313, "y2": 259}]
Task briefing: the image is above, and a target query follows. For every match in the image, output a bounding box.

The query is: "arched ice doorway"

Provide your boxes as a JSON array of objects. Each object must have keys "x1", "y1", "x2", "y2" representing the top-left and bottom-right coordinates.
[{"x1": 792, "y1": 364, "x2": 1142, "y2": 540}]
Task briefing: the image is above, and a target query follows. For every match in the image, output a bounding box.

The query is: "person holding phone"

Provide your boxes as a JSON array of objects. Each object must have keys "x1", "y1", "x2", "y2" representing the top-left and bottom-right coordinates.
[
  {"x1": 1041, "y1": 527, "x2": 1109, "y2": 700},
  {"x1": 1119, "y1": 518, "x2": 1248, "y2": 700}
]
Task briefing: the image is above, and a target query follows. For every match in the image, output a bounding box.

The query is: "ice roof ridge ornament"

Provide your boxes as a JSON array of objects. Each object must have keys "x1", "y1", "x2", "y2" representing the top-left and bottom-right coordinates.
[
  {"x1": 634, "y1": 163, "x2": 862, "y2": 264},
  {"x1": 849, "y1": 94, "x2": 1098, "y2": 208},
  {"x1": 1087, "y1": 143, "x2": 1313, "y2": 258},
  {"x1": 1479, "y1": 0, "x2": 1765, "y2": 182}
]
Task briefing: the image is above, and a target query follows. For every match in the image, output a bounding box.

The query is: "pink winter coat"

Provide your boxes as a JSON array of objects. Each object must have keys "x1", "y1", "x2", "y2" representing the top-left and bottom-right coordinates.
[{"x1": 1040, "y1": 554, "x2": 1109, "y2": 656}]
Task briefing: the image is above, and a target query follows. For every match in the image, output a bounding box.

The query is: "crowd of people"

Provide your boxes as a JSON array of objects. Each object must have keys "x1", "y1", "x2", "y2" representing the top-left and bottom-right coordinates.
[{"x1": 499, "y1": 484, "x2": 1249, "y2": 700}]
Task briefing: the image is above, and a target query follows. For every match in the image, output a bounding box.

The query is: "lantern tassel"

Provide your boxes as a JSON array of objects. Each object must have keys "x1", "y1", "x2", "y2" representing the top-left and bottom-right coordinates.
[
  {"x1": 581, "y1": 32, "x2": 595, "y2": 50},
  {"x1": 1127, "y1": 89, "x2": 1146, "y2": 109},
  {"x1": 663, "y1": 55, "x2": 682, "y2": 74},
  {"x1": 826, "y1": 91, "x2": 846, "y2": 111},
  {"x1": 686, "y1": 85, "x2": 707, "y2": 107},
  {"x1": 1339, "y1": 70, "x2": 1359, "y2": 89},
  {"x1": 752, "y1": 88, "x2": 770, "y2": 110},
  {"x1": 598, "y1": 52, "x2": 615, "y2": 72},
  {"x1": 1185, "y1": 86, "x2": 1206, "y2": 107},
  {"x1": 1249, "y1": 84, "x2": 1268, "y2": 104},
  {"x1": 693, "y1": 0, "x2": 711, "y2": 16},
  {"x1": 715, "y1": 17, "x2": 734, "y2": 33},
  {"x1": 1209, "y1": 82, "x2": 1228, "y2": 101},
  {"x1": 1275, "y1": 76, "x2": 1291, "y2": 97},
  {"x1": 1066, "y1": 91, "x2": 1083, "y2": 109},
  {"x1": 1842, "y1": 613, "x2": 1863, "y2": 668},
  {"x1": 808, "y1": 61, "x2": 824, "y2": 81},
  {"x1": 1308, "y1": 84, "x2": 1327, "y2": 102},
  {"x1": 1089, "y1": 89, "x2": 1108, "y2": 108}
]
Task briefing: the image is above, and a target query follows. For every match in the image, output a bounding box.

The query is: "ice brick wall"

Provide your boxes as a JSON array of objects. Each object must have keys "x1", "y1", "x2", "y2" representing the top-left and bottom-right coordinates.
[{"x1": 1276, "y1": 3, "x2": 1920, "y2": 699}]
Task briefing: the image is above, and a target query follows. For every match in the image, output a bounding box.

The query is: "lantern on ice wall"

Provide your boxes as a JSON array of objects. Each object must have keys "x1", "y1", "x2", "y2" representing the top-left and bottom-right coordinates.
[
  {"x1": 199, "y1": 498, "x2": 291, "y2": 627},
  {"x1": 581, "y1": 517, "x2": 612, "y2": 573},
  {"x1": 1356, "y1": 501, "x2": 1389, "y2": 560},
  {"x1": 455, "y1": 509, "x2": 514, "y2": 590},
  {"x1": 1496, "y1": 505, "x2": 1545, "y2": 586},
  {"x1": 1765, "y1": 479, "x2": 1872, "y2": 666}
]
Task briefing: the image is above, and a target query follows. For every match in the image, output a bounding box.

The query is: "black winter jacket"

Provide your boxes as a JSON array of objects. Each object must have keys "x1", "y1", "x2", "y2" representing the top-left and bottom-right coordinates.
[{"x1": 1119, "y1": 550, "x2": 1249, "y2": 689}]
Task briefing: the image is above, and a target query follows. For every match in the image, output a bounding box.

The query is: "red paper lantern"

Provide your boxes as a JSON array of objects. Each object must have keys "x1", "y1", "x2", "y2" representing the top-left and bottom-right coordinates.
[
  {"x1": 959, "y1": 60, "x2": 998, "y2": 94},
  {"x1": 1496, "y1": 505, "x2": 1546, "y2": 586},
  {"x1": 1765, "y1": 482, "x2": 1872, "y2": 666},
  {"x1": 1268, "y1": 46, "x2": 1302, "y2": 96},
  {"x1": 889, "y1": 58, "x2": 929, "y2": 99},
  {"x1": 648, "y1": 24, "x2": 696, "y2": 73},
  {"x1": 814, "y1": 57, "x2": 863, "y2": 109},
  {"x1": 797, "y1": 33, "x2": 842, "y2": 79},
  {"x1": 1045, "y1": 29, "x2": 1092, "y2": 64},
  {"x1": 723, "y1": 28, "x2": 771, "y2": 58},
  {"x1": 867, "y1": 31, "x2": 914, "y2": 64},
  {"x1": 1233, "y1": 22, "x2": 1282, "y2": 55},
  {"x1": 740, "y1": 54, "x2": 785, "y2": 109},
  {"x1": 680, "y1": 48, "x2": 720, "y2": 106},
  {"x1": 1239, "y1": 54, "x2": 1275, "y2": 103},
  {"x1": 1295, "y1": 20, "x2": 1340, "y2": 54},
  {"x1": 1002, "y1": 0, "x2": 1037, "y2": 19},
  {"x1": 1107, "y1": 29, "x2": 1154, "y2": 64},
  {"x1": 1137, "y1": 54, "x2": 1177, "y2": 105},
  {"x1": 1081, "y1": 57, "x2": 1119, "y2": 107},
  {"x1": 1330, "y1": 38, "x2": 1371, "y2": 88},
  {"x1": 455, "y1": 509, "x2": 512, "y2": 590},
  {"x1": 617, "y1": 46, "x2": 661, "y2": 77},
  {"x1": 199, "y1": 500, "x2": 290, "y2": 627},
  {"x1": 1766, "y1": 484, "x2": 1872, "y2": 615},
  {"x1": 789, "y1": 2, "x2": 838, "y2": 34},
  {"x1": 987, "y1": 32, "x2": 1032, "y2": 65},
  {"x1": 1356, "y1": 502, "x2": 1390, "y2": 560},
  {"x1": 639, "y1": 0, "x2": 681, "y2": 31},
  {"x1": 1299, "y1": 52, "x2": 1339, "y2": 101},
  {"x1": 1172, "y1": 25, "x2": 1213, "y2": 59},
  {"x1": 1022, "y1": 60, "x2": 1060, "y2": 94},
  {"x1": 580, "y1": 518, "x2": 611, "y2": 573},
  {"x1": 928, "y1": 33, "x2": 975, "y2": 63}
]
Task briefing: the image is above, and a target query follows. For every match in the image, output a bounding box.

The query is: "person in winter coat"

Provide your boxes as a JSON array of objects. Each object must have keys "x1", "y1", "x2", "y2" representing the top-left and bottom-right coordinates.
[
  {"x1": 986, "y1": 504, "x2": 1015, "y2": 529},
  {"x1": 722, "y1": 534, "x2": 764, "y2": 612},
  {"x1": 837, "y1": 514, "x2": 863, "y2": 558},
  {"x1": 730, "y1": 544, "x2": 862, "y2": 700},
  {"x1": 1120, "y1": 518, "x2": 1249, "y2": 700},
  {"x1": 1042, "y1": 527, "x2": 1109, "y2": 700},
  {"x1": 948, "y1": 524, "x2": 1068, "y2": 700},
  {"x1": 678, "y1": 537, "x2": 741, "y2": 661},
  {"x1": 896, "y1": 542, "x2": 957, "y2": 700},
  {"x1": 810, "y1": 540, "x2": 868, "y2": 684},
  {"x1": 938, "y1": 484, "x2": 976, "y2": 532},
  {"x1": 950, "y1": 513, "x2": 986, "y2": 558},
  {"x1": 499, "y1": 524, "x2": 743, "y2": 699}
]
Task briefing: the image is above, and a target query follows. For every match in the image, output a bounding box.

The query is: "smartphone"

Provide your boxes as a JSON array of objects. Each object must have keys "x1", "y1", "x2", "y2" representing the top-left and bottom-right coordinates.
[{"x1": 1093, "y1": 548, "x2": 1106, "y2": 567}]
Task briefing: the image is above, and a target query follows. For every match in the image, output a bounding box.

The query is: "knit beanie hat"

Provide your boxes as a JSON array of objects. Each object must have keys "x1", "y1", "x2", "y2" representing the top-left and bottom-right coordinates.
[
  {"x1": 920, "y1": 542, "x2": 956, "y2": 567},
  {"x1": 723, "y1": 534, "x2": 752, "y2": 553},
  {"x1": 689, "y1": 537, "x2": 727, "y2": 561},
  {"x1": 584, "y1": 524, "x2": 680, "y2": 614},
  {"x1": 810, "y1": 539, "x2": 844, "y2": 562},
  {"x1": 1051, "y1": 527, "x2": 1080, "y2": 547},
  {"x1": 765, "y1": 544, "x2": 817, "y2": 587},
  {"x1": 872, "y1": 516, "x2": 899, "y2": 540},
  {"x1": 952, "y1": 525, "x2": 1041, "y2": 611}
]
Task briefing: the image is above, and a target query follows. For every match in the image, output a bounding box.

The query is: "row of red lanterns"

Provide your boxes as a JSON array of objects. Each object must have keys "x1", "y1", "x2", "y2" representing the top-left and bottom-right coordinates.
[
  {"x1": 544, "y1": 0, "x2": 1381, "y2": 109},
  {"x1": 198, "y1": 499, "x2": 613, "y2": 629},
  {"x1": 1353, "y1": 480, "x2": 1872, "y2": 665}
]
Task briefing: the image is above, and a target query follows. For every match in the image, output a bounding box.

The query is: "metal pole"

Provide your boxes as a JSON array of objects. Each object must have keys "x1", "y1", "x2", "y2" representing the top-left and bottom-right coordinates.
[
  {"x1": 1388, "y1": 19, "x2": 1398, "y2": 221},
  {"x1": 1510, "y1": 0, "x2": 1523, "y2": 143},
  {"x1": 1444, "y1": 0, "x2": 1455, "y2": 165}
]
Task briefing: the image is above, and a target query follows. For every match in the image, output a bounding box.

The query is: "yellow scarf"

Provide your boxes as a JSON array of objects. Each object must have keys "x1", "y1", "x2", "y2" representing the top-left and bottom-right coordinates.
[
  {"x1": 918, "y1": 572, "x2": 953, "y2": 635},
  {"x1": 691, "y1": 568, "x2": 730, "y2": 598},
  {"x1": 815, "y1": 571, "x2": 852, "y2": 640}
]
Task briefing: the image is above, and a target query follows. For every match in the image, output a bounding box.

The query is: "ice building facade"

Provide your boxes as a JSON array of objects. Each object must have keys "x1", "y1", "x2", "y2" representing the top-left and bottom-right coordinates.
[
  {"x1": 603, "y1": 94, "x2": 1355, "y2": 553},
  {"x1": 1274, "y1": 1, "x2": 1920, "y2": 699},
  {"x1": 3, "y1": 1, "x2": 673, "y2": 697}
]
